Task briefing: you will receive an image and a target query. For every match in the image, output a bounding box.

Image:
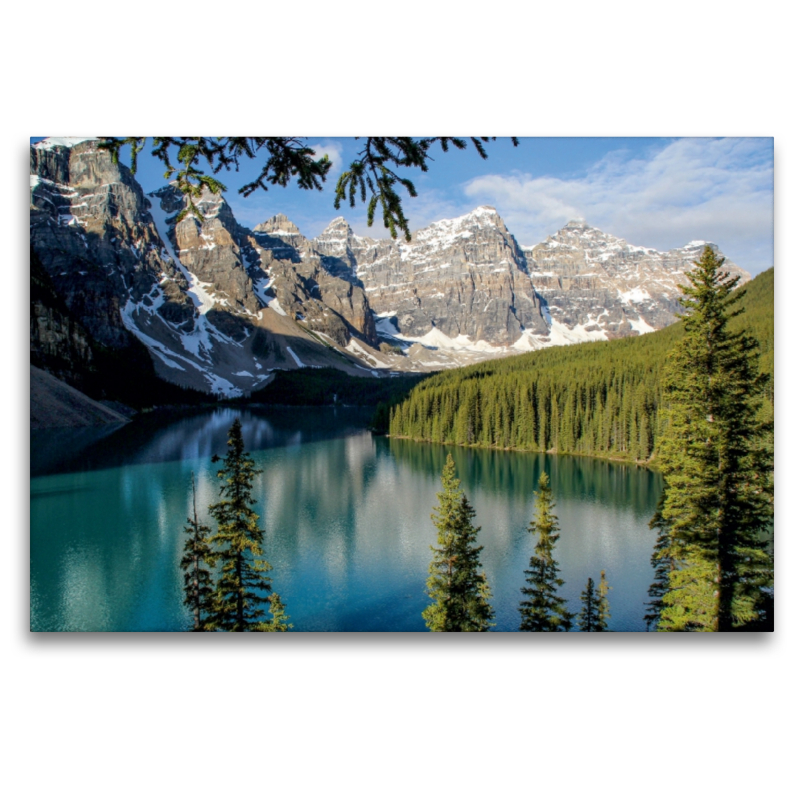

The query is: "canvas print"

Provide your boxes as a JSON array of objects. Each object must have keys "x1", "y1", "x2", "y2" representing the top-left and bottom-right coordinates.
[{"x1": 29, "y1": 136, "x2": 774, "y2": 632}]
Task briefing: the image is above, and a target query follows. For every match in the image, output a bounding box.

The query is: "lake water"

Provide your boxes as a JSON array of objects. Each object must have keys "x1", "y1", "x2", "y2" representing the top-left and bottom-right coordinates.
[{"x1": 30, "y1": 407, "x2": 663, "y2": 632}]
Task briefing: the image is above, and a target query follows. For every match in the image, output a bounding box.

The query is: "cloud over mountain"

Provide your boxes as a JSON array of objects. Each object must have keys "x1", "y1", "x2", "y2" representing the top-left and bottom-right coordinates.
[{"x1": 459, "y1": 138, "x2": 773, "y2": 272}]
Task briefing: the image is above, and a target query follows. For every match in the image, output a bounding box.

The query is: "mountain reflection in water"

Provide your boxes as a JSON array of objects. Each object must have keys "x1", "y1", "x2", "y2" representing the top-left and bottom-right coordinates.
[{"x1": 30, "y1": 407, "x2": 661, "y2": 632}]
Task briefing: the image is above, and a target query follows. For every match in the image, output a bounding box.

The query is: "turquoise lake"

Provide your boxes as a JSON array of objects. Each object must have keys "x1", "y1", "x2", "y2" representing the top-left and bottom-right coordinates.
[{"x1": 30, "y1": 406, "x2": 663, "y2": 632}]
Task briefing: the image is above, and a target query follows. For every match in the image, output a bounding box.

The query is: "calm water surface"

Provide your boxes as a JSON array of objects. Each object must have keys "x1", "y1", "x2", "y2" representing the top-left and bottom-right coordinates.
[{"x1": 31, "y1": 407, "x2": 662, "y2": 632}]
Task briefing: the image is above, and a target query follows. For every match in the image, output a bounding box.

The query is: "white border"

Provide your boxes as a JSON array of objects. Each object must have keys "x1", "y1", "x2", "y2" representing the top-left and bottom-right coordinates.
[{"x1": 5, "y1": 2, "x2": 795, "y2": 797}]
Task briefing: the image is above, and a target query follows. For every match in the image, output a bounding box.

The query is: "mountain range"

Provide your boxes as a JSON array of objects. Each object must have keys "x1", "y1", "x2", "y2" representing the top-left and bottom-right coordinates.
[{"x1": 30, "y1": 137, "x2": 750, "y2": 401}]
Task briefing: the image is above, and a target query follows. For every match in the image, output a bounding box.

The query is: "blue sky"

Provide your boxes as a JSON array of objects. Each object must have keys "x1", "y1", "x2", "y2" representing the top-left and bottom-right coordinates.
[{"x1": 31, "y1": 136, "x2": 773, "y2": 274}]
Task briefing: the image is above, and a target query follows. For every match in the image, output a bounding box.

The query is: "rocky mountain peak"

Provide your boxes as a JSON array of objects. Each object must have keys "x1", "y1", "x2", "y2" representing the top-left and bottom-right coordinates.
[
  {"x1": 33, "y1": 137, "x2": 98, "y2": 152},
  {"x1": 552, "y1": 219, "x2": 610, "y2": 241},
  {"x1": 412, "y1": 205, "x2": 513, "y2": 249},
  {"x1": 30, "y1": 142, "x2": 758, "y2": 397},
  {"x1": 470, "y1": 205, "x2": 500, "y2": 219},
  {"x1": 253, "y1": 213, "x2": 303, "y2": 236},
  {"x1": 319, "y1": 216, "x2": 354, "y2": 237}
]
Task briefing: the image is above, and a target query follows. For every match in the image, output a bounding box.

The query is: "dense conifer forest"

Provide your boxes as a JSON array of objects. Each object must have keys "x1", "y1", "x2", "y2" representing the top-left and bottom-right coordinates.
[
  {"x1": 246, "y1": 367, "x2": 427, "y2": 413},
  {"x1": 388, "y1": 268, "x2": 773, "y2": 464}
]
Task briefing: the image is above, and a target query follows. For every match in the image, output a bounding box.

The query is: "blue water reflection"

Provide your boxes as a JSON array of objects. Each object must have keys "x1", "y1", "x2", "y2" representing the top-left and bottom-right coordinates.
[{"x1": 30, "y1": 408, "x2": 661, "y2": 632}]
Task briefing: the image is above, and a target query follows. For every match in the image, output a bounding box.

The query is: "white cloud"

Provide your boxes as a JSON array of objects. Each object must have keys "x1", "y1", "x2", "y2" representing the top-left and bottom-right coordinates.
[
  {"x1": 460, "y1": 138, "x2": 773, "y2": 272},
  {"x1": 310, "y1": 140, "x2": 344, "y2": 175}
]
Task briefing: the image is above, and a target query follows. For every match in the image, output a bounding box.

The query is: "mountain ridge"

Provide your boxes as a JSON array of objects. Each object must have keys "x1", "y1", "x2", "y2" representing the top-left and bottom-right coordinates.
[{"x1": 30, "y1": 137, "x2": 751, "y2": 401}]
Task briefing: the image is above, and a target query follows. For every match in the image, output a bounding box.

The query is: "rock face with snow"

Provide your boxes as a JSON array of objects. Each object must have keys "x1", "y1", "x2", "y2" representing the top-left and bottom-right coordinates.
[
  {"x1": 29, "y1": 139, "x2": 189, "y2": 350},
  {"x1": 154, "y1": 184, "x2": 259, "y2": 320},
  {"x1": 523, "y1": 219, "x2": 750, "y2": 339},
  {"x1": 252, "y1": 213, "x2": 310, "y2": 262},
  {"x1": 310, "y1": 207, "x2": 550, "y2": 347},
  {"x1": 29, "y1": 139, "x2": 386, "y2": 398},
  {"x1": 253, "y1": 216, "x2": 378, "y2": 347},
  {"x1": 30, "y1": 137, "x2": 751, "y2": 400}
]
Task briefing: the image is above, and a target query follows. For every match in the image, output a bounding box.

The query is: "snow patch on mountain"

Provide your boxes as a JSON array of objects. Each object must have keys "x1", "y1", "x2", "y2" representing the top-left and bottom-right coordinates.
[
  {"x1": 546, "y1": 318, "x2": 609, "y2": 346},
  {"x1": 34, "y1": 137, "x2": 96, "y2": 150},
  {"x1": 147, "y1": 193, "x2": 216, "y2": 313}
]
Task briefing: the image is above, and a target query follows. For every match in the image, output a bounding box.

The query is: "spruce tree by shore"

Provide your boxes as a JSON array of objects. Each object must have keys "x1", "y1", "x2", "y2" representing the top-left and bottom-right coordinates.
[
  {"x1": 597, "y1": 570, "x2": 611, "y2": 631},
  {"x1": 206, "y1": 418, "x2": 291, "y2": 632},
  {"x1": 578, "y1": 578, "x2": 599, "y2": 632},
  {"x1": 651, "y1": 245, "x2": 773, "y2": 631},
  {"x1": 578, "y1": 571, "x2": 612, "y2": 632},
  {"x1": 423, "y1": 454, "x2": 494, "y2": 632},
  {"x1": 644, "y1": 499, "x2": 673, "y2": 631},
  {"x1": 519, "y1": 472, "x2": 573, "y2": 631},
  {"x1": 180, "y1": 473, "x2": 214, "y2": 631}
]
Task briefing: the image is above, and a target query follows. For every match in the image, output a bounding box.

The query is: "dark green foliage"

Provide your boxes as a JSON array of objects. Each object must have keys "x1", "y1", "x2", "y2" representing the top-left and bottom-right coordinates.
[
  {"x1": 653, "y1": 247, "x2": 773, "y2": 632},
  {"x1": 388, "y1": 269, "x2": 773, "y2": 465},
  {"x1": 100, "y1": 137, "x2": 330, "y2": 224},
  {"x1": 578, "y1": 578, "x2": 599, "y2": 632},
  {"x1": 597, "y1": 570, "x2": 611, "y2": 631},
  {"x1": 261, "y1": 593, "x2": 292, "y2": 632},
  {"x1": 644, "y1": 500, "x2": 672, "y2": 631},
  {"x1": 334, "y1": 137, "x2": 517, "y2": 241},
  {"x1": 423, "y1": 454, "x2": 494, "y2": 631},
  {"x1": 243, "y1": 367, "x2": 427, "y2": 433},
  {"x1": 99, "y1": 136, "x2": 517, "y2": 241},
  {"x1": 519, "y1": 473, "x2": 573, "y2": 631},
  {"x1": 91, "y1": 338, "x2": 212, "y2": 410},
  {"x1": 579, "y1": 572, "x2": 610, "y2": 631},
  {"x1": 206, "y1": 419, "x2": 291, "y2": 632},
  {"x1": 179, "y1": 473, "x2": 214, "y2": 631},
  {"x1": 245, "y1": 367, "x2": 427, "y2": 412}
]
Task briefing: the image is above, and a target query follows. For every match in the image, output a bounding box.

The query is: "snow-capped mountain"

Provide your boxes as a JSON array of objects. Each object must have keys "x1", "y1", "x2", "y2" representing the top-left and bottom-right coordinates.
[
  {"x1": 310, "y1": 206, "x2": 550, "y2": 348},
  {"x1": 522, "y1": 219, "x2": 749, "y2": 340},
  {"x1": 29, "y1": 138, "x2": 750, "y2": 399}
]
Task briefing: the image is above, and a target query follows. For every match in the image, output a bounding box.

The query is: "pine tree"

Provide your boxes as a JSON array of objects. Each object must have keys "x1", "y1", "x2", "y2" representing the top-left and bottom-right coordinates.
[
  {"x1": 577, "y1": 571, "x2": 611, "y2": 632},
  {"x1": 207, "y1": 418, "x2": 290, "y2": 632},
  {"x1": 597, "y1": 570, "x2": 611, "y2": 631},
  {"x1": 519, "y1": 472, "x2": 573, "y2": 631},
  {"x1": 654, "y1": 246, "x2": 773, "y2": 631},
  {"x1": 180, "y1": 472, "x2": 214, "y2": 631},
  {"x1": 256, "y1": 593, "x2": 292, "y2": 632},
  {"x1": 578, "y1": 577, "x2": 599, "y2": 631},
  {"x1": 423, "y1": 454, "x2": 494, "y2": 632},
  {"x1": 643, "y1": 498, "x2": 672, "y2": 631}
]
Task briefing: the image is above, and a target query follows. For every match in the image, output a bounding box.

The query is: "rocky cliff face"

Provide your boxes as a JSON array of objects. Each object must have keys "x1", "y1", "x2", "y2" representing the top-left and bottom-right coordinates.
[
  {"x1": 251, "y1": 215, "x2": 378, "y2": 347},
  {"x1": 154, "y1": 184, "x2": 259, "y2": 319},
  {"x1": 30, "y1": 138, "x2": 751, "y2": 399},
  {"x1": 29, "y1": 139, "x2": 389, "y2": 398},
  {"x1": 29, "y1": 138, "x2": 187, "y2": 350},
  {"x1": 310, "y1": 207, "x2": 549, "y2": 347},
  {"x1": 30, "y1": 251, "x2": 95, "y2": 388},
  {"x1": 522, "y1": 219, "x2": 750, "y2": 342}
]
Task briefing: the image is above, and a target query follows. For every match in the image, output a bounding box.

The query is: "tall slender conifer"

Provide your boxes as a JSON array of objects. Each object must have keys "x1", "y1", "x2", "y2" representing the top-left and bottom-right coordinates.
[
  {"x1": 423, "y1": 454, "x2": 494, "y2": 632},
  {"x1": 519, "y1": 472, "x2": 573, "y2": 631},
  {"x1": 653, "y1": 246, "x2": 773, "y2": 631},
  {"x1": 180, "y1": 472, "x2": 214, "y2": 631},
  {"x1": 207, "y1": 418, "x2": 291, "y2": 632}
]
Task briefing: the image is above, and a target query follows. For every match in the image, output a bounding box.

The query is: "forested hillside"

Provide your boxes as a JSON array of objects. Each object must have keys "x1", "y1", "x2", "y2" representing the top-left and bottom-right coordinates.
[
  {"x1": 247, "y1": 368, "x2": 427, "y2": 410},
  {"x1": 388, "y1": 268, "x2": 773, "y2": 463}
]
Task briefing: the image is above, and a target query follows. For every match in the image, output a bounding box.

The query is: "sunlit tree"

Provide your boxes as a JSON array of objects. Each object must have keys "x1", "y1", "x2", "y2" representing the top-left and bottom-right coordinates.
[
  {"x1": 654, "y1": 246, "x2": 773, "y2": 631},
  {"x1": 519, "y1": 472, "x2": 573, "y2": 632},
  {"x1": 207, "y1": 419, "x2": 291, "y2": 632},
  {"x1": 423, "y1": 454, "x2": 494, "y2": 632}
]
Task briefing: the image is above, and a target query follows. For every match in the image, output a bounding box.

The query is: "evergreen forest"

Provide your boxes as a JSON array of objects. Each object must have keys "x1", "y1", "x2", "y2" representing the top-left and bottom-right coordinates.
[
  {"x1": 387, "y1": 268, "x2": 773, "y2": 465},
  {"x1": 187, "y1": 250, "x2": 772, "y2": 632}
]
